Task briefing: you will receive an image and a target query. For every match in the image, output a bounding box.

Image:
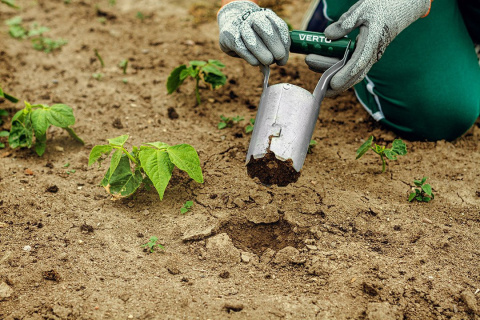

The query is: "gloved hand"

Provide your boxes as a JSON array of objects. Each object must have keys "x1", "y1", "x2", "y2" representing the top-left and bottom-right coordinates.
[
  {"x1": 305, "y1": 0, "x2": 431, "y2": 97},
  {"x1": 218, "y1": 1, "x2": 291, "y2": 66}
]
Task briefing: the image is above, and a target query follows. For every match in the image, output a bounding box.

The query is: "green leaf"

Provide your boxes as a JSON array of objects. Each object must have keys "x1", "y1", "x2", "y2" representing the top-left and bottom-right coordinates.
[
  {"x1": 189, "y1": 60, "x2": 207, "y2": 67},
  {"x1": 180, "y1": 207, "x2": 188, "y2": 214},
  {"x1": 88, "y1": 145, "x2": 113, "y2": 165},
  {"x1": 204, "y1": 73, "x2": 226, "y2": 89},
  {"x1": 108, "y1": 134, "x2": 129, "y2": 147},
  {"x1": 138, "y1": 148, "x2": 174, "y2": 200},
  {"x1": 8, "y1": 118, "x2": 33, "y2": 149},
  {"x1": 101, "y1": 155, "x2": 142, "y2": 198},
  {"x1": 356, "y1": 136, "x2": 373, "y2": 159},
  {"x1": 180, "y1": 67, "x2": 198, "y2": 80},
  {"x1": 8, "y1": 24, "x2": 25, "y2": 38},
  {"x1": 166, "y1": 65, "x2": 187, "y2": 94},
  {"x1": 384, "y1": 149, "x2": 397, "y2": 160},
  {"x1": 109, "y1": 149, "x2": 123, "y2": 180},
  {"x1": 408, "y1": 192, "x2": 416, "y2": 202},
  {"x1": 208, "y1": 60, "x2": 225, "y2": 68},
  {"x1": 0, "y1": 131, "x2": 9, "y2": 137},
  {"x1": 391, "y1": 139, "x2": 407, "y2": 156},
  {"x1": 47, "y1": 104, "x2": 75, "y2": 127},
  {"x1": 218, "y1": 122, "x2": 227, "y2": 130},
  {"x1": 421, "y1": 183, "x2": 432, "y2": 196},
  {"x1": 1, "y1": 0, "x2": 19, "y2": 9},
  {"x1": 420, "y1": 176, "x2": 428, "y2": 185},
  {"x1": 34, "y1": 132, "x2": 47, "y2": 156},
  {"x1": 202, "y1": 64, "x2": 225, "y2": 77},
  {"x1": 185, "y1": 200, "x2": 193, "y2": 208},
  {"x1": 0, "y1": 87, "x2": 19, "y2": 103},
  {"x1": 422, "y1": 197, "x2": 431, "y2": 202},
  {"x1": 64, "y1": 127, "x2": 84, "y2": 144},
  {"x1": 413, "y1": 180, "x2": 422, "y2": 187},
  {"x1": 31, "y1": 108, "x2": 50, "y2": 137},
  {"x1": 0, "y1": 109, "x2": 8, "y2": 117},
  {"x1": 144, "y1": 142, "x2": 170, "y2": 150},
  {"x1": 167, "y1": 144, "x2": 203, "y2": 183}
]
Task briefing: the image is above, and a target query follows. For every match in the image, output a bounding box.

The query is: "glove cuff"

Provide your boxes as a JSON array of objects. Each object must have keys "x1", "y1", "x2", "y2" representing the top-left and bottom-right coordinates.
[
  {"x1": 217, "y1": 1, "x2": 260, "y2": 27},
  {"x1": 421, "y1": 0, "x2": 434, "y2": 18}
]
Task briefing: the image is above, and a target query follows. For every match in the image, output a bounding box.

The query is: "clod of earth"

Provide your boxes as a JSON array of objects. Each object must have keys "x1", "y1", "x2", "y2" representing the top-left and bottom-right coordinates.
[{"x1": 246, "y1": 152, "x2": 300, "y2": 186}]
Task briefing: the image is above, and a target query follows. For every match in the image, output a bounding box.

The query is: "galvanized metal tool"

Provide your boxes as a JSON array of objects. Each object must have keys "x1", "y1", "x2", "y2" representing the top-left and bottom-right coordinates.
[{"x1": 246, "y1": 31, "x2": 353, "y2": 183}]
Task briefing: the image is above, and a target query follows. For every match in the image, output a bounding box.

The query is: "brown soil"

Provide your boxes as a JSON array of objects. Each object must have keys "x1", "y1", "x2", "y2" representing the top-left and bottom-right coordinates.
[
  {"x1": 247, "y1": 152, "x2": 301, "y2": 186},
  {"x1": 1, "y1": 1, "x2": 480, "y2": 319}
]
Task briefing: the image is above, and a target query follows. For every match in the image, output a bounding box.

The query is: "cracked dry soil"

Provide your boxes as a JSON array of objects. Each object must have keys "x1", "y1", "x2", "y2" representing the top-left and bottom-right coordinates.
[{"x1": 1, "y1": 1, "x2": 480, "y2": 319}]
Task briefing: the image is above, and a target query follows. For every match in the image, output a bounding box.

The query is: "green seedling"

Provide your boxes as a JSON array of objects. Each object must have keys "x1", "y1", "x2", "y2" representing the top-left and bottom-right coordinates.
[
  {"x1": 307, "y1": 139, "x2": 317, "y2": 154},
  {"x1": 136, "y1": 11, "x2": 145, "y2": 21},
  {"x1": 218, "y1": 115, "x2": 243, "y2": 129},
  {"x1": 356, "y1": 136, "x2": 407, "y2": 173},
  {"x1": 89, "y1": 134, "x2": 204, "y2": 200},
  {"x1": 122, "y1": 78, "x2": 128, "y2": 84},
  {"x1": 167, "y1": 59, "x2": 226, "y2": 105},
  {"x1": 94, "y1": 49, "x2": 104, "y2": 67},
  {"x1": 409, "y1": 177, "x2": 434, "y2": 202},
  {"x1": 142, "y1": 236, "x2": 164, "y2": 253},
  {"x1": 63, "y1": 162, "x2": 70, "y2": 167},
  {"x1": 67, "y1": 169, "x2": 76, "y2": 174},
  {"x1": 0, "y1": 131, "x2": 9, "y2": 149},
  {"x1": 180, "y1": 200, "x2": 193, "y2": 214},
  {"x1": 0, "y1": 86, "x2": 19, "y2": 103},
  {"x1": 1, "y1": 0, "x2": 19, "y2": 8},
  {"x1": 6, "y1": 17, "x2": 67, "y2": 52},
  {"x1": 8, "y1": 101, "x2": 83, "y2": 156},
  {"x1": 245, "y1": 118, "x2": 255, "y2": 133},
  {"x1": 92, "y1": 73, "x2": 104, "y2": 81},
  {"x1": 119, "y1": 59, "x2": 128, "y2": 74},
  {"x1": 98, "y1": 17, "x2": 107, "y2": 24}
]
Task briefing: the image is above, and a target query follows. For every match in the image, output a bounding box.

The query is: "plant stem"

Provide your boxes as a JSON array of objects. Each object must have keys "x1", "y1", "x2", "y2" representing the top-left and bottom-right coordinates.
[
  {"x1": 195, "y1": 78, "x2": 201, "y2": 105},
  {"x1": 380, "y1": 153, "x2": 386, "y2": 172},
  {"x1": 121, "y1": 146, "x2": 138, "y2": 165}
]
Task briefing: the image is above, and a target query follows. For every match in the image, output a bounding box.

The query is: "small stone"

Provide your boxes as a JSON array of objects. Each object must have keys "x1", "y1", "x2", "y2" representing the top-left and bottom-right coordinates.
[
  {"x1": 306, "y1": 245, "x2": 318, "y2": 251},
  {"x1": 422, "y1": 217, "x2": 433, "y2": 224},
  {"x1": 273, "y1": 246, "x2": 304, "y2": 266},
  {"x1": 128, "y1": 315, "x2": 133, "y2": 319},
  {"x1": 78, "y1": 240, "x2": 84, "y2": 244},
  {"x1": 24, "y1": 168, "x2": 34, "y2": 175},
  {"x1": 223, "y1": 301, "x2": 244, "y2": 313},
  {"x1": 23, "y1": 245, "x2": 32, "y2": 252},
  {"x1": 55, "y1": 146, "x2": 64, "y2": 152},
  {"x1": 219, "y1": 271, "x2": 230, "y2": 279},
  {"x1": 0, "y1": 282, "x2": 13, "y2": 300}
]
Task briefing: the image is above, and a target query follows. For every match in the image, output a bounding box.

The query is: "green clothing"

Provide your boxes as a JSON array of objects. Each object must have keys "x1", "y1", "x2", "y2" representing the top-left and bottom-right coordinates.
[{"x1": 325, "y1": 0, "x2": 480, "y2": 141}]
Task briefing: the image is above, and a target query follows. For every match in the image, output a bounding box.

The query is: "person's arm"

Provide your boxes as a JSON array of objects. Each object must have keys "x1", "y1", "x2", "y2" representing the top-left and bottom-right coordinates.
[{"x1": 217, "y1": 0, "x2": 290, "y2": 66}]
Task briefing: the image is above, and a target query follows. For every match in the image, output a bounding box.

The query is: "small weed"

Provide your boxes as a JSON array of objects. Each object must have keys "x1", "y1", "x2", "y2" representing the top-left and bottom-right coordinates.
[
  {"x1": 66, "y1": 169, "x2": 76, "y2": 174},
  {"x1": 142, "y1": 236, "x2": 164, "y2": 253},
  {"x1": 92, "y1": 73, "x2": 104, "y2": 81},
  {"x1": 218, "y1": 115, "x2": 243, "y2": 129},
  {"x1": 1, "y1": 0, "x2": 19, "y2": 9},
  {"x1": 122, "y1": 78, "x2": 128, "y2": 84},
  {"x1": 167, "y1": 60, "x2": 226, "y2": 105},
  {"x1": 8, "y1": 101, "x2": 83, "y2": 156},
  {"x1": 89, "y1": 135, "x2": 204, "y2": 200},
  {"x1": 245, "y1": 118, "x2": 255, "y2": 134},
  {"x1": 136, "y1": 12, "x2": 145, "y2": 21},
  {"x1": 0, "y1": 86, "x2": 18, "y2": 103},
  {"x1": 94, "y1": 49, "x2": 104, "y2": 67},
  {"x1": 119, "y1": 59, "x2": 128, "y2": 74},
  {"x1": 307, "y1": 139, "x2": 317, "y2": 154},
  {"x1": 63, "y1": 162, "x2": 70, "y2": 168},
  {"x1": 180, "y1": 200, "x2": 193, "y2": 214},
  {"x1": 356, "y1": 136, "x2": 407, "y2": 172},
  {"x1": 409, "y1": 177, "x2": 434, "y2": 202}
]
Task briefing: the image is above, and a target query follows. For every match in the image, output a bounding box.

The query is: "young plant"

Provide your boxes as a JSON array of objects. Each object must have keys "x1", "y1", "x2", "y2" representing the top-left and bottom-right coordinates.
[
  {"x1": 167, "y1": 60, "x2": 226, "y2": 105},
  {"x1": 8, "y1": 101, "x2": 84, "y2": 156},
  {"x1": 356, "y1": 136, "x2": 407, "y2": 172},
  {"x1": 0, "y1": 86, "x2": 18, "y2": 103},
  {"x1": 94, "y1": 49, "x2": 105, "y2": 67},
  {"x1": 0, "y1": 131, "x2": 8, "y2": 149},
  {"x1": 245, "y1": 118, "x2": 255, "y2": 134},
  {"x1": 92, "y1": 73, "x2": 104, "y2": 81},
  {"x1": 180, "y1": 200, "x2": 193, "y2": 214},
  {"x1": 409, "y1": 177, "x2": 434, "y2": 202},
  {"x1": 1, "y1": 0, "x2": 19, "y2": 8},
  {"x1": 218, "y1": 115, "x2": 243, "y2": 129},
  {"x1": 89, "y1": 135, "x2": 204, "y2": 200},
  {"x1": 119, "y1": 59, "x2": 128, "y2": 74},
  {"x1": 142, "y1": 236, "x2": 164, "y2": 253}
]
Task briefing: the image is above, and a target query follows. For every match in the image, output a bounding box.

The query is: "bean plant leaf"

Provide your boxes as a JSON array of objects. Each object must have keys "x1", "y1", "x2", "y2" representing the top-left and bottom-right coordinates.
[
  {"x1": 101, "y1": 155, "x2": 142, "y2": 198},
  {"x1": 421, "y1": 184, "x2": 432, "y2": 196},
  {"x1": 204, "y1": 73, "x2": 226, "y2": 89},
  {"x1": 356, "y1": 136, "x2": 373, "y2": 159},
  {"x1": 9, "y1": 116, "x2": 33, "y2": 149},
  {"x1": 145, "y1": 142, "x2": 170, "y2": 150},
  {"x1": 202, "y1": 64, "x2": 224, "y2": 77},
  {"x1": 189, "y1": 60, "x2": 207, "y2": 67},
  {"x1": 408, "y1": 192, "x2": 416, "y2": 202},
  {"x1": 0, "y1": 131, "x2": 9, "y2": 137},
  {"x1": 167, "y1": 144, "x2": 203, "y2": 183},
  {"x1": 208, "y1": 60, "x2": 225, "y2": 68},
  {"x1": 138, "y1": 148, "x2": 174, "y2": 200},
  {"x1": 108, "y1": 134, "x2": 129, "y2": 147},
  {"x1": 31, "y1": 108, "x2": 50, "y2": 137},
  {"x1": 34, "y1": 132, "x2": 47, "y2": 156},
  {"x1": 167, "y1": 65, "x2": 187, "y2": 94},
  {"x1": 391, "y1": 139, "x2": 407, "y2": 156},
  {"x1": 88, "y1": 145, "x2": 113, "y2": 165},
  {"x1": 47, "y1": 104, "x2": 75, "y2": 127},
  {"x1": 108, "y1": 149, "x2": 123, "y2": 180},
  {"x1": 384, "y1": 149, "x2": 397, "y2": 160}
]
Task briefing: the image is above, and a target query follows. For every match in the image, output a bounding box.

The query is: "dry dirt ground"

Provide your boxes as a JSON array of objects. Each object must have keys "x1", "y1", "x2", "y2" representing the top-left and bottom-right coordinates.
[{"x1": 1, "y1": 1, "x2": 480, "y2": 319}]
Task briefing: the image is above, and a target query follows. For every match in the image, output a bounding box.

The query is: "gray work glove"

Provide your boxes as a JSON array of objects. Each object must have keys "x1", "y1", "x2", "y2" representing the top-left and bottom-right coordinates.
[
  {"x1": 218, "y1": 1, "x2": 291, "y2": 66},
  {"x1": 305, "y1": 0, "x2": 431, "y2": 97}
]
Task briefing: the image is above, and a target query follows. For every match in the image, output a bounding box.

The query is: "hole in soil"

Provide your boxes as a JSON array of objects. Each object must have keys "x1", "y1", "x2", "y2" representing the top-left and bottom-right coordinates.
[{"x1": 218, "y1": 219, "x2": 303, "y2": 256}]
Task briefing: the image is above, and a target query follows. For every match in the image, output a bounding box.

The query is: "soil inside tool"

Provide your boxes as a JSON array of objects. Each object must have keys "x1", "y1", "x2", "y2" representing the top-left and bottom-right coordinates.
[{"x1": 246, "y1": 151, "x2": 300, "y2": 186}]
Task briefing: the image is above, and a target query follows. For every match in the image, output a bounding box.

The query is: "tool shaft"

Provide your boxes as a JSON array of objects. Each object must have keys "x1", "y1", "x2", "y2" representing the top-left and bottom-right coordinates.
[{"x1": 290, "y1": 30, "x2": 355, "y2": 58}]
